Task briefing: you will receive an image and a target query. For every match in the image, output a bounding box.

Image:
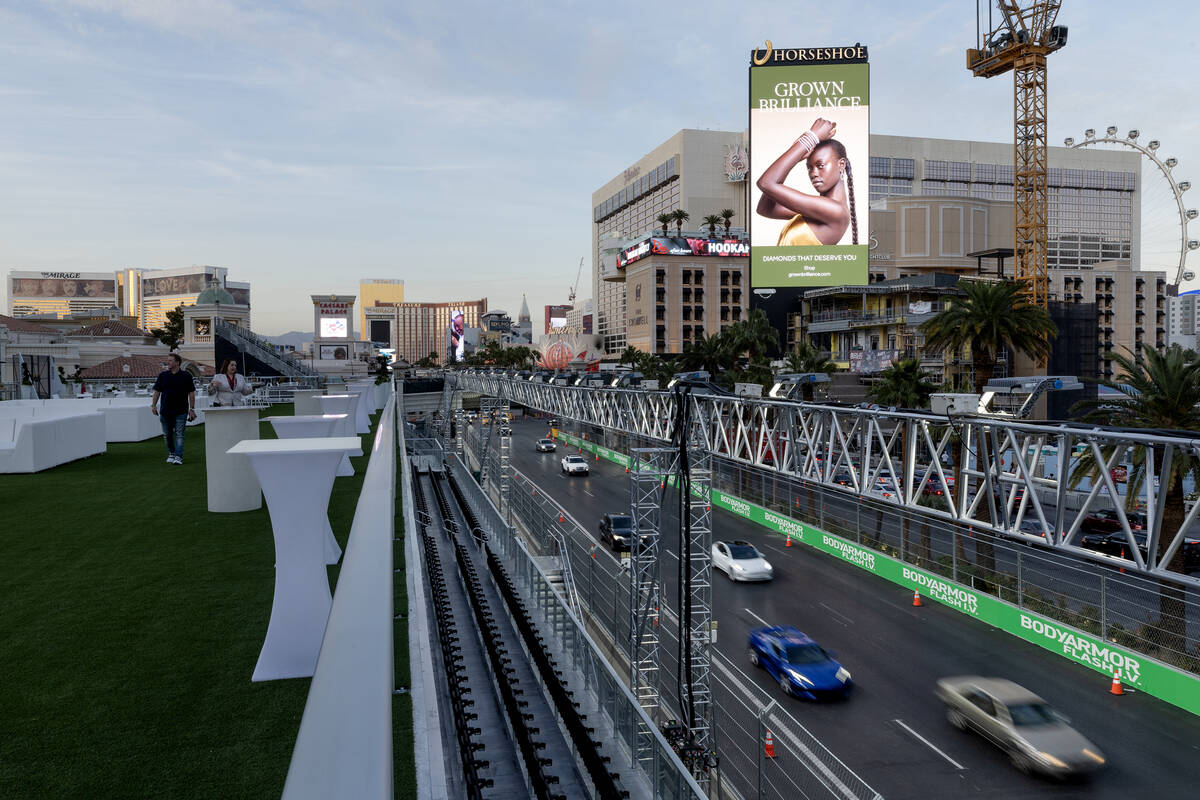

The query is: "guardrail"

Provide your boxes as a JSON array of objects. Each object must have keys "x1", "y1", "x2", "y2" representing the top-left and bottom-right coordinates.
[{"x1": 281, "y1": 388, "x2": 401, "y2": 799}]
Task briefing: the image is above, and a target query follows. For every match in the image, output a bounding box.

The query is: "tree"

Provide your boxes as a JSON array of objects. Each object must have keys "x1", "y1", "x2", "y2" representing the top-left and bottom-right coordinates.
[
  {"x1": 415, "y1": 351, "x2": 439, "y2": 368},
  {"x1": 868, "y1": 358, "x2": 938, "y2": 409},
  {"x1": 727, "y1": 307, "x2": 780, "y2": 363},
  {"x1": 920, "y1": 279, "x2": 1057, "y2": 590},
  {"x1": 618, "y1": 345, "x2": 642, "y2": 372},
  {"x1": 720, "y1": 208, "x2": 736, "y2": 236},
  {"x1": 150, "y1": 304, "x2": 185, "y2": 350},
  {"x1": 671, "y1": 208, "x2": 690, "y2": 236},
  {"x1": 919, "y1": 280, "x2": 1057, "y2": 395},
  {"x1": 679, "y1": 329, "x2": 735, "y2": 378},
  {"x1": 784, "y1": 340, "x2": 837, "y2": 402},
  {"x1": 702, "y1": 214, "x2": 722, "y2": 238},
  {"x1": 656, "y1": 212, "x2": 673, "y2": 236},
  {"x1": 1069, "y1": 344, "x2": 1200, "y2": 654}
]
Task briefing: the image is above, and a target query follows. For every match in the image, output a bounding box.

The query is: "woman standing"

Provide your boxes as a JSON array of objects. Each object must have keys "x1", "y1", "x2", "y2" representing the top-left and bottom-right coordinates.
[
  {"x1": 209, "y1": 359, "x2": 255, "y2": 406},
  {"x1": 756, "y1": 117, "x2": 858, "y2": 247}
]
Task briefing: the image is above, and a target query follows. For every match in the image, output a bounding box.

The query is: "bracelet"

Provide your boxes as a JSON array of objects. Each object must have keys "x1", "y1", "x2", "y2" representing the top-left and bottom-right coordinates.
[{"x1": 794, "y1": 130, "x2": 820, "y2": 152}]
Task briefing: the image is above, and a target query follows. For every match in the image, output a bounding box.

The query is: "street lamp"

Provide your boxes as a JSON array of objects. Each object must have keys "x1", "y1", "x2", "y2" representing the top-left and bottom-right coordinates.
[{"x1": 978, "y1": 376, "x2": 1084, "y2": 419}]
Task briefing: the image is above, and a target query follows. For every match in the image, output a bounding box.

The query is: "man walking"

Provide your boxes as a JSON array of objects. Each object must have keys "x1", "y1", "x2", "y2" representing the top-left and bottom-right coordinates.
[{"x1": 151, "y1": 353, "x2": 196, "y2": 464}]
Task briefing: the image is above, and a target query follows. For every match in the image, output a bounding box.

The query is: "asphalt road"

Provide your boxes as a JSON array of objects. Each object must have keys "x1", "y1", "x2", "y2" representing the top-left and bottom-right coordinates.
[{"x1": 500, "y1": 416, "x2": 1200, "y2": 800}]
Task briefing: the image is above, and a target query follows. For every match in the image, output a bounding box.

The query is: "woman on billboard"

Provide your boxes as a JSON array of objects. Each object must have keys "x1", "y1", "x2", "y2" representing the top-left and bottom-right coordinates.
[{"x1": 756, "y1": 117, "x2": 858, "y2": 246}]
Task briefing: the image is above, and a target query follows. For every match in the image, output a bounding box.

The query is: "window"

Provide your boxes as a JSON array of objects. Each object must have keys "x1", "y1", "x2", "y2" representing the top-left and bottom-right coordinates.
[
  {"x1": 948, "y1": 161, "x2": 970, "y2": 181},
  {"x1": 975, "y1": 163, "x2": 996, "y2": 183},
  {"x1": 869, "y1": 156, "x2": 891, "y2": 178},
  {"x1": 924, "y1": 160, "x2": 947, "y2": 181},
  {"x1": 893, "y1": 158, "x2": 915, "y2": 179}
]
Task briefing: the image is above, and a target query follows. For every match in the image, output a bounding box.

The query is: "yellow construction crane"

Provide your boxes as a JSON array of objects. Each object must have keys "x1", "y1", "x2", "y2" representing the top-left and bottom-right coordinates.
[{"x1": 967, "y1": 1, "x2": 1068, "y2": 309}]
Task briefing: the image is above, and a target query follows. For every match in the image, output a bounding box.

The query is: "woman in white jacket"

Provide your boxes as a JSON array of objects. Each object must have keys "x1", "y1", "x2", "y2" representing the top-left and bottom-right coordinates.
[{"x1": 209, "y1": 359, "x2": 255, "y2": 406}]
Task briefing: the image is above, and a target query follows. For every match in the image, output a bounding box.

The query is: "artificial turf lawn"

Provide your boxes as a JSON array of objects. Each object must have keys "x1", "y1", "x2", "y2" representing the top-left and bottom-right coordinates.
[{"x1": 0, "y1": 404, "x2": 414, "y2": 798}]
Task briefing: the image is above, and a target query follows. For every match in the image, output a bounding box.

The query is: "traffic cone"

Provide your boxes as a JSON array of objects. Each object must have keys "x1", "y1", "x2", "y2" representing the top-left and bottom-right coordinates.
[
  {"x1": 1110, "y1": 669, "x2": 1124, "y2": 696},
  {"x1": 559, "y1": 513, "x2": 565, "y2": 523},
  {"x1": 785, "y1": 536, "x2": 793, "y2": 548},
  {"x1": 625, "y1": 466, "x2": 630, "y2": 473},
  {"x1": 912, "y1": 589, "x2": 922, "y2": 607},
  {"x1": 764, "y1": 730, "x2": 776, "y2": 759},
  {"x1": 595, "y1": 452, "x2": 599, "y2": 461}
]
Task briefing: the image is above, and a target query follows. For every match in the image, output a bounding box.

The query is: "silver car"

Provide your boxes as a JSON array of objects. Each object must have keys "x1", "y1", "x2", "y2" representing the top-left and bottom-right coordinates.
[
  {"x1": 535, "y1": 438, "x2": 557, "y2": 452},
  {"x1": 936, "y1": 676, "x2": 1106, "y2": 777}
]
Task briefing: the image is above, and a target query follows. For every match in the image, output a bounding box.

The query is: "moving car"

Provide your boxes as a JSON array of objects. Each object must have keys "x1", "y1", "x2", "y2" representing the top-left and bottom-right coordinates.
[
  {"x1": 1079, "y1": 508, "x2": 1146, "y2": 535},
  {"x1": 711, "y1": 540, "x2": 774, "y2": 582},
  {"x1": 747, "y1": 626, "x2": 851, "y2": 700},
  {"x1": 599, "y1": 513, "x2": 641, "y2": 550},
  {"x1": 535, "y1": 438, "x2": 557, "y2": 452},
  {"x1": 935, "y1": 676, "x2": 1106, "y2": 777},
  {"x1": 1078, "y1": 528, "x2": 1200, "y2": 571},
  {"x1": 561, "y1": 454, "x2": 590, "y2": 475}
]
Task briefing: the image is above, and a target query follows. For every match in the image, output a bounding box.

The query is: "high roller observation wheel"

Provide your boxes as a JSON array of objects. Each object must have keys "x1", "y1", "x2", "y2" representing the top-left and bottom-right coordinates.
[{"x1": 1065, "y1": 127, "x2": 1199, "y2": 289}]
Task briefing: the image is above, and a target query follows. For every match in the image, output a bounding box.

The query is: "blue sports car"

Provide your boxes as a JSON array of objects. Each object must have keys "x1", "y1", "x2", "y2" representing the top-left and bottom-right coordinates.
[{"x1": 747, "y1": 626, "x2": 852, "y2": 700}]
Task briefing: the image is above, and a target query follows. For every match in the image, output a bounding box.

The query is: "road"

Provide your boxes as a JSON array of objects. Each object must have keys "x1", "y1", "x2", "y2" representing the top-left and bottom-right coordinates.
[{"x1": 498, "y1": 416, "x2": 1200, "y2": 799}]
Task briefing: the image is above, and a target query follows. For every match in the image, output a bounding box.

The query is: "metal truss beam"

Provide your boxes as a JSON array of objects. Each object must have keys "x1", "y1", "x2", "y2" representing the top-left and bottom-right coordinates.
[{"x1": 449, "y1": 374, "x2": 1200, "y2": 586}]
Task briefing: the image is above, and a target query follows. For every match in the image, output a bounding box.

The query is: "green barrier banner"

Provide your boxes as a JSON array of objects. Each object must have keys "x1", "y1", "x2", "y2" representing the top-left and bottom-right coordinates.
[{"x1": 708, "y1": 489, "x2": 1200, "y2": 715}]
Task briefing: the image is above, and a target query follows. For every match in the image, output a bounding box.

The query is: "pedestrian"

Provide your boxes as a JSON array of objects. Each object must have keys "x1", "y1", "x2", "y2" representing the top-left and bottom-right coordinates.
[
  {"x1": 151, "y1": 353, "x2": 196, "y2": 464},
  {"x1": 209, "y1": 359, "x2": 254, "y2": 407}
]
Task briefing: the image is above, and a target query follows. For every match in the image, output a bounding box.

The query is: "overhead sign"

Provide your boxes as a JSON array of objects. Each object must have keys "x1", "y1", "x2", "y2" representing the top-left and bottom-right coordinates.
[{"x1": 749, "y1": 43, "x2": 869, "y2": 288}]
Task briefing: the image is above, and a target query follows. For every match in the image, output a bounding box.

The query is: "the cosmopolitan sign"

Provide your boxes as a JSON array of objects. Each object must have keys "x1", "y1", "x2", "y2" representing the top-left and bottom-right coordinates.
[{"x1": 617, "y1": 236, "x2": 750, "y2": 268}]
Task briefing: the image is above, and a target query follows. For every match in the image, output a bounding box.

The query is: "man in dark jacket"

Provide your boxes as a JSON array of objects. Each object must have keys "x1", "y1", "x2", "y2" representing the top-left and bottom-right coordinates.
[{"x1": 151, "y1": 353, "x2": 196, "y2": 464}]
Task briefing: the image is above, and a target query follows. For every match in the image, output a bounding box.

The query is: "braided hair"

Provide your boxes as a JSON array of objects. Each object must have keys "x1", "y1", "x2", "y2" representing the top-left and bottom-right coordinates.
[{"x1": 813, "y1": 139, "x2": 858, "y2": 245}]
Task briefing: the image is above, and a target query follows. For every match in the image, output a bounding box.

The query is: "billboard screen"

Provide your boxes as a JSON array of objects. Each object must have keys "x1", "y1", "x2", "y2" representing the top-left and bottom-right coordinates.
[
  {"x1": 11, "y1": 274, "x2": 116, "y2": 298},
  {"x1": 369, "y1": 319, "x2": 391, "y2": 345},
  {"x1": 447, "y1": 308, "x2": 465, "y2": 363},
  {"x1": 319, "y1": 317, "x2": 347, "y2": 338},
  {"x1": 749, "y1": 45, "x2": 869, "y2": 289},
  {"x1": 617, "y1": 236, "x2": 749, "y2": 269},
  {"x1": 143, "y1": 273, "x2": 208, "y2": 297}
]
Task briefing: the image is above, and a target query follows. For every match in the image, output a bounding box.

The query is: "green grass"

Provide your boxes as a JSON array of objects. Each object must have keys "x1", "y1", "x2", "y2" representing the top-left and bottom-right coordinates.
[{"x1": 0, "y1": 403, "x2": 414, "y2": 799}]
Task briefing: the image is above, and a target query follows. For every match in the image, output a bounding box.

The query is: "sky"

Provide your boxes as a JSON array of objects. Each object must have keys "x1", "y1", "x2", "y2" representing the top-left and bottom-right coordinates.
[{"x1": 1, "y1": 1, "x2": 1197, "y2": 335}]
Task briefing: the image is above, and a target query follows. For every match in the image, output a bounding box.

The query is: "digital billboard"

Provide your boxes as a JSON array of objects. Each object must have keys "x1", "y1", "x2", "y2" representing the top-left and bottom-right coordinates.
[
  {"x1": 616, "y1": 236, "x2": 750, "y2": 269},
  {"x1": 447, "y1": 309, "x2": 465, "y2": 363},
  {"x1": 11, "y1": 273, "x2": 116, "y2": 299},
  {"x1": 319, "y1": 318, "x2": 347, "y2": 338},
  {"x1": 749, "y1": 44, "x2": 869, "y2": 289},
  {"x1": 142, "y1": 273, "x2": 208, "y2": 297}
]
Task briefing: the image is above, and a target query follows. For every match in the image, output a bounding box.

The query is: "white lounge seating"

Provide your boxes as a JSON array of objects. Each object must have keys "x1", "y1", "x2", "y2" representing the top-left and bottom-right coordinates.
[{"x1": 0, "y1": 408, "x2": 106, "y2": 473}]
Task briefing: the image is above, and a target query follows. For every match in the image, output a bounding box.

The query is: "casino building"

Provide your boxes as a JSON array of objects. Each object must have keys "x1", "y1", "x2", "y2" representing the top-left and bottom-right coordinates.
[{"x1": 9, "y1": 266, "x2": 250, "y2": 332}]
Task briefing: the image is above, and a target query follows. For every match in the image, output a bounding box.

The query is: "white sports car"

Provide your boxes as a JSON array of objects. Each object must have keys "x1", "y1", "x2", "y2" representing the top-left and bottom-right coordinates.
[{"x1": 711, "y1": 540, "x2": 773, "y2": 582}]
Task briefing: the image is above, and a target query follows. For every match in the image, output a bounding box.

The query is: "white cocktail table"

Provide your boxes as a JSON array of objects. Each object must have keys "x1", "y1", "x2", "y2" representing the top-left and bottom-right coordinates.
[
  {"x1": 291, "y1": 389, "x2": 322, "y2": 417},
  {"x1": 261, "y1": 414, "x2": 349, "y2": 564},
  {"x1": 345, "y1": 383, "x2": 371, "y2": 434},
  {"x1": 204, "y1": 407, "x2": 262, "y2": 512},
  {"x1": 315, "y1": 395, "x2": 358, "y2": 475},
  {"x1": 228, "y1": 436, "x2": 363, "y2": 682}
]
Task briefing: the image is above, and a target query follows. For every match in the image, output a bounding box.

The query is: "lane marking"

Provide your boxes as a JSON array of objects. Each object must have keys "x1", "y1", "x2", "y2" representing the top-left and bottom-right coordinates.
[
  {"x1": 892, "y1": 719, "x2": 965, "y2": 770},
  {"x1": 818, "y1": 602, "x2": 854, "y2": 626},
  {"x1": 584, "y1": 489, "x2": 595, "y2": 497},
  {"x1": 759, "y1": 542, "x2": 791, "y2": 557},
  {"x1": 744, "y1": 608, "x2": 770, "y2": 627}
]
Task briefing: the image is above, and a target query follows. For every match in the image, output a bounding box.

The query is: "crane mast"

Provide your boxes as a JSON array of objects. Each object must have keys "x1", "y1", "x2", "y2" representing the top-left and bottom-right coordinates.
[{"x1": 967, "y1": 1, "x2": 1067, "y2": 309}]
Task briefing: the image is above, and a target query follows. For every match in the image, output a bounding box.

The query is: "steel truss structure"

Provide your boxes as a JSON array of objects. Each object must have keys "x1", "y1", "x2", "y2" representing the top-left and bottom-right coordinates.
[
  {"x1": 449, "y1": 374, "x2": 1200, "y2": 585},
  {"x1": 629, "y1": 448, "x2": 669, "y2": 747}
]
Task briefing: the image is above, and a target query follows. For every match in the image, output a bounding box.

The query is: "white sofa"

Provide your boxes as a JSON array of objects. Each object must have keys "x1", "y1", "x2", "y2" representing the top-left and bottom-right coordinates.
[
  {"x1": 0, "y1": 408, "x2": 107, "y2": 473},
  {"x1": 0, "y1": 398, "x2": 161, "y2": 442}
]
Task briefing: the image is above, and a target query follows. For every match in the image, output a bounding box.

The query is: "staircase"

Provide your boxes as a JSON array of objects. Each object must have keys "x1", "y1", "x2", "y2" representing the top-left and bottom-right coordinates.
[{"x1": 213, "y1": 318, "x2": 319, "y2": 379}]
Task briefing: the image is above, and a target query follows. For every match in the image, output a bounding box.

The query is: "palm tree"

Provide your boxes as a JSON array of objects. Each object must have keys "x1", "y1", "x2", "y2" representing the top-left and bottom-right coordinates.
[
  {"x1": 619, "y1": 345, "x2": 642, "y2": 371},
  {"x1": 727, "y1": 307, "x2": 779, "y2": 363},
  {"x1": 720, "y1": 208, "x2": 736, "y2": 237},
  {"x1": 920, "y1": 279, "x2": 1057, "y2": 589},
  {"x1": 920, "y1": 279, "x2": 1057, "y2": 394},
  {"x1": 655, "y1": 212, "x2": 673, "y2": 236},
  {"x1": 702, "y1": 214, "x2": 722, "y2": 239},
  {"x1": 868, "y1": 358, "x2": 938, "y2": 409},
  {"x1": 784, "y1": 340, "x2": 837, "y2": 402},
  {"x1": 1069, "y1": 344, "x2": 1200, "y2": 654},
  {"x1": 679, "y1": 329, "x2": 735, "y2": 378},
  {"x1": 671, "y1": 208, "x2": 690, "y2": 236}
]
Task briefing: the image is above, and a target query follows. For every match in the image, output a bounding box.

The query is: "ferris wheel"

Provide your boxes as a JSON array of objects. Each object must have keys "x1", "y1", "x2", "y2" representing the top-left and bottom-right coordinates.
[{"x1": 1065, "y1": 127, "x2": 1198, "y2": 291}]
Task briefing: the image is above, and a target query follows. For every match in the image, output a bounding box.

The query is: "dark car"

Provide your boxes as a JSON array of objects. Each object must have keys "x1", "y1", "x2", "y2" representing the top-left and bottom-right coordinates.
[
  {"x1": 747, "y1": 626, "x2": 852, "y2": 700},
  {"x1": 831, "y1": 471, "x2": 855, "y2": 487},
  {"x1": 1080, "y1": 508, "x2": 1146, "y2": 535},
  {"x1": 599, "y1": 513, "x2": 640, "y2": 550},
  {"x1": 1079, "y1": 528, "x2": 1200, "y2": 571}
]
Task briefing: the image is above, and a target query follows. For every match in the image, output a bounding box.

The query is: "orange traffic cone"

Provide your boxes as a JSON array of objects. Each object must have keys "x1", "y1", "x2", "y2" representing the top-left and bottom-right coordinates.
[
  {"x1": 785, "y1": 536, "x2": 793, "y2": 548},
  {"x1": 625, "y1": 466, "x2": 630, "y2": 473},
  {"x1": 764, "y1": 730, "x2": 776, "y2": 759},
  {"x1": 912, "y1": 590, "x2": 923, "y2": 607},
  {"x1": 595, "y1": 452, "x2": 599, "y2": 461},
  {"x1": 1110, "y1": 670, "x2": 1124, "y2": 696},
  {"x1": 558, "y1": 513, "x2": 565, "y2": 523}
]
